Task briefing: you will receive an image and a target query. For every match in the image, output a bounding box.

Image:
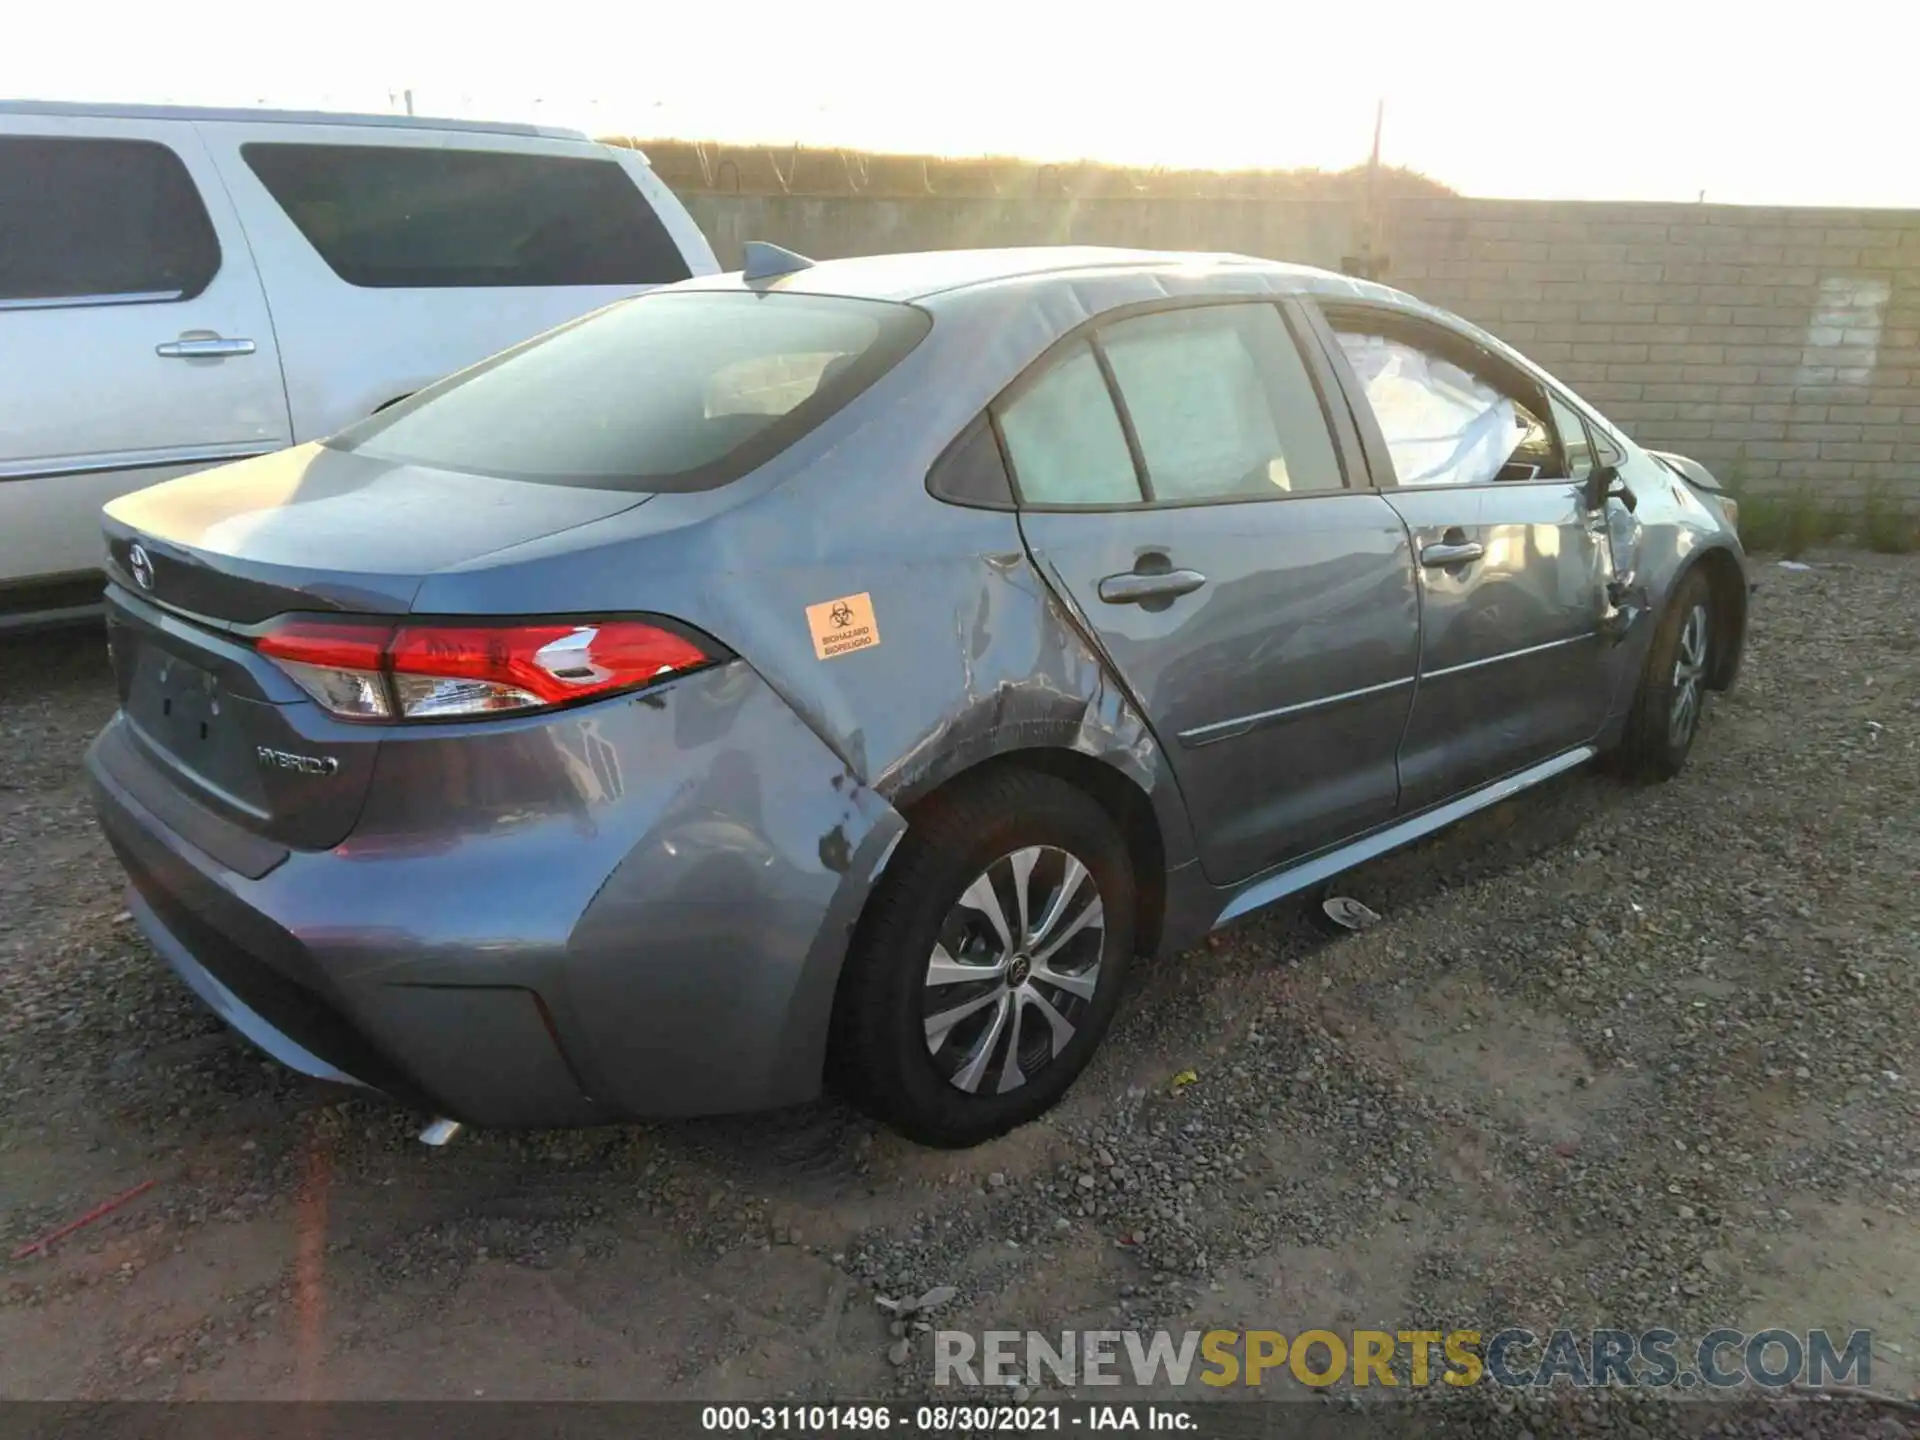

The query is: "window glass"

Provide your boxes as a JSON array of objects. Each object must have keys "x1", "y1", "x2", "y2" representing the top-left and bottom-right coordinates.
[
  {"x1": 927, "y1": 416, "x2": 1014, "y2": 507},
  {"x1": 330, "y1": 291, "x2": 929, "y2": 491},
  {"x1": 998, "y1": 342, "x2": 1141, "y2": 506},
  {"x1": 1102, "y1": 305, "x2": 1342, "y2": 500},
  {"x1": 706, "y1": 353, "x2": 843, "y2": 418},
  {"x1": 1548, "y1": 394, "x2": 1594, "y2": 481},
  {"x1": 241, "y1": 143, "x2": 690, "y2": 289},
  {"x1": 0, "y1": 136, "x2": 219, "y2": 302},
  {"x1": 1333, "y1": 328, "x2": 1567, "y2": 487}
]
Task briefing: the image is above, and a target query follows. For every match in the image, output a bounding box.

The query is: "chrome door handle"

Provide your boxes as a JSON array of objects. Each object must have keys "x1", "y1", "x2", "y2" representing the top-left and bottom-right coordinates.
[
  {"x1": 156, "y1": 337, "x2": 256, "y2": 358},
  {"x1": 1097, "y1": 569, "x2": 1208, "y2": 604},
  {"x1": 1420, "y1": 541, "x2": 1484, "y2": 567}
]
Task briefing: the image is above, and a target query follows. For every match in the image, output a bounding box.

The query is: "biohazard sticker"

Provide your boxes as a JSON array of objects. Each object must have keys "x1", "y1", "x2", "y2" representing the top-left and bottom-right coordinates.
[{"x1": 806, "y1": 591, "x2": 881, "y2": 660}]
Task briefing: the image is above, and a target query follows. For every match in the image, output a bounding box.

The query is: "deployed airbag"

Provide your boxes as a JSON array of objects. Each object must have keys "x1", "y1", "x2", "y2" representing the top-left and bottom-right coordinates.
[{"x1": 1337, "y1": 333, "x2": 1521, "y2": 487}]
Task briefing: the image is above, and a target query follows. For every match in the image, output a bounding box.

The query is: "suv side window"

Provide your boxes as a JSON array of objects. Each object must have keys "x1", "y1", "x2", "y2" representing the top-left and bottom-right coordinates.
[
  {"x1": 1101, "y1": 304, "x2": 1343, "y2": 500},
  {"x1": 240, "y1": 143, "x2": 691, "y2": 289},
  {"x1": 1330, "y1": 320, "x2": 1571, "y2": 488},
  {"x1": 997, "y1": 340, "x2": 1142, "y2": 507},
  {"x1": 0, "y1": 136, "x2": 220, "y2": 304}
]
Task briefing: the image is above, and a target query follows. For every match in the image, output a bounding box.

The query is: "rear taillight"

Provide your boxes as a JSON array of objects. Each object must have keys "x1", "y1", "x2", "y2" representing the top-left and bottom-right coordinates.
[
  {"x1": 256, "y1": 617, "x2": 717, "y2": 722},
  {"x1": 257, "y1": 620, "x2": 393, "y2": 719}
]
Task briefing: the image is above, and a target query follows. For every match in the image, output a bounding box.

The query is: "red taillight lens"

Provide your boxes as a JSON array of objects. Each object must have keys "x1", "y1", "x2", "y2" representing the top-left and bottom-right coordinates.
[
  {"x1": 387, "y1": 622, "x2": 712, "y2": 719},
  {"x1": 255, "y1": 617, "x2": 715, "y2": 722},
  {"x1": 257, "y1": 619, "x2": 395, "y2": 719}
]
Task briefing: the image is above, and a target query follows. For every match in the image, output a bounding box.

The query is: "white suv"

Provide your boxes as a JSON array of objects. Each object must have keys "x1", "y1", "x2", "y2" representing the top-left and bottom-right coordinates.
[{"x1": 0, "y1": 101, "x2": 719, "y2": 627}]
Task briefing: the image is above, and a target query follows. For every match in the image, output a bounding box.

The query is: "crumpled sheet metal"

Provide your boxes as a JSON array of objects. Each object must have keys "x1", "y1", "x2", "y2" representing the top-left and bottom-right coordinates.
[{"x1": 869, "y1": 554, "x2": 1163, "y2": 812}]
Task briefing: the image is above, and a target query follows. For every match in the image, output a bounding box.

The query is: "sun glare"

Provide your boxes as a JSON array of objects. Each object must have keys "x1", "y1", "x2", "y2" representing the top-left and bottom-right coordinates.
[{"x1": 6, "y1": 0, "x2": 1917, "y2": 204}]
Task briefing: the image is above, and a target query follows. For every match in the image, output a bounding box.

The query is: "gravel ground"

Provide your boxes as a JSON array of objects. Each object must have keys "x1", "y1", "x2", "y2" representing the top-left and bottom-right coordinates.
[{"x1": 2, "y1": 553, "x2": 1918, "y2": 1437}]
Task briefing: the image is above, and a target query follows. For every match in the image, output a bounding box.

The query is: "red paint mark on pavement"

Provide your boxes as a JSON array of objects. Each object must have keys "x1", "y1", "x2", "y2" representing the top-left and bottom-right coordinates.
[{"x1": 11, "y1": 1179, "x2": 158, "y2": 1260}]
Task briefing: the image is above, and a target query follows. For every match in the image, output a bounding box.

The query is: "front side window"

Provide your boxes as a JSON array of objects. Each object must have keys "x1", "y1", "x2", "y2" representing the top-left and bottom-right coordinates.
[
  {"x1": 997, "y1": 341, "x2": 1142, "y2": 507},
  {"x1": 1548, "y1": 394, "x2": 1594, "y2": 482},
  {"x1": 241, "y1": 143, "x2": 690, "y2": 289},
  {"x1": 1333, "y1": 325, "x2": 1567, "y2": 487},
  {"x1": 0, "y1": 136, "x2": 219, "y2": 303},
  {"x1": 1101, "y1": 304, "x2": 1343, "y2": 500},
  {"x1": 329, "y1": 290, "x2": 929, "y2": 491}
]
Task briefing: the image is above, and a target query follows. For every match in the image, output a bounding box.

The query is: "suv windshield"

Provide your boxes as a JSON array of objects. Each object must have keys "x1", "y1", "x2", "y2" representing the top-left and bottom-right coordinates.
[{"x1": 330, "y1": 290, "x2": 931, "y2": 491}]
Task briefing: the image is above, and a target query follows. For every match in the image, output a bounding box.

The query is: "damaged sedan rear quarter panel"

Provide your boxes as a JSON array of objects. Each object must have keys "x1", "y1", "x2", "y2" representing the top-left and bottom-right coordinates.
[{"x1": 407, "y1": 255, "x2": 1270, "y2": 966}]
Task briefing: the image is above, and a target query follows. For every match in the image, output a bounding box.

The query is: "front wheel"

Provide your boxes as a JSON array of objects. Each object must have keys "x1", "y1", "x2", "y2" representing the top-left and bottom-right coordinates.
[
  {"x1": 830, "y1": 769, "x2": 1135, "y2": 1147},
  {"x1": 1613, "y1": 569, "x2": 1714, "y2": 780}
]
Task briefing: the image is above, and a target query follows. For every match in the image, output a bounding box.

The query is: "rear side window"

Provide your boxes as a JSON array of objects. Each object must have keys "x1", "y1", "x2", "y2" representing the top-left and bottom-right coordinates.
[
  {"x1": 0, "y1": 136, "x2": 219, "y2": 303},
  {"x1": 330, "y1": 290, "x2": 930, "y2": 491},
  {"x1": 1101, "y1": 305, "x2": 1343, "y2": 499},
  {"x1": 927, "y1": 415, "x2": 1015, "y2": 508},
  {"x1": 997, "y1": 342, "x2": 1142, "y2": 507},
  {"x1": 241, "y1": 143, "x2": 691, "y2": 289}
]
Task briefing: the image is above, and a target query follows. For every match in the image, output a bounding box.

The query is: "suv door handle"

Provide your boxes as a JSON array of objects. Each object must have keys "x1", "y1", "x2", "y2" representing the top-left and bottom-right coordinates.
[
  {"x1": 156, "y1": 336, "x2": 256, "y2": 358},
  {"x1": 1420, "y1": 541, "x2": 1484, "y2": 567},
  {"x1": 1097, "y1": 568, "x2": 1208, "y2": 604}
]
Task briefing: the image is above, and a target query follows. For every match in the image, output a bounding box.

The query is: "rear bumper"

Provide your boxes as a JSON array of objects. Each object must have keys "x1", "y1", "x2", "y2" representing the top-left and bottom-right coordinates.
[
  {"x1": 124, "y1": 887, "x2": 374, "y2": 1091},
  {"x1": 86, "y1": 663, "x2": 904, "y2": 1127}
]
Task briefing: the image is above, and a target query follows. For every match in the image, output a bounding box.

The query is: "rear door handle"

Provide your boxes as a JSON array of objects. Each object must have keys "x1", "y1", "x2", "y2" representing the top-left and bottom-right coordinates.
[
  {"x1": 1097, "y1": 569, "x2": 1208, "y2": 604},
  {"x1": 156, "y1": 337, "x2": 256, "y2": 358},
  {"x1": 1420, "y1": 541, "x2": 1484, "y2": 567}
]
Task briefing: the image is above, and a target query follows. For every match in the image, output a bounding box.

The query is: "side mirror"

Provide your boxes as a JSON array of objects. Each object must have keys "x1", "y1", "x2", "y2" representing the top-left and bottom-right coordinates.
[
  {"x1": 1594, "y1": 465, "x2": 1637, "y2": 512},
  {"x1": 1585, "y1": 433, "x2": 1634, "y2": 511}
]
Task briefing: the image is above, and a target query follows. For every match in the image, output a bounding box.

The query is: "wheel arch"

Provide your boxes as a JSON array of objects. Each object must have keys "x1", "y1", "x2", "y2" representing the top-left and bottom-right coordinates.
[
  {"x1": 890, "y1": 746, "x2": 1171, "y2": 960},
  {"x1": 1679, "y1": 543, "x2": 1748, "y2": 690}
]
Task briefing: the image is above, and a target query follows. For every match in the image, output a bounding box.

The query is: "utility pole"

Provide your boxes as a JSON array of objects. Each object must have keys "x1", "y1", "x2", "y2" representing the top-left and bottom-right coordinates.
[
  {"x1": 1367, "y1": 97, "x2": 1383, "y2": 232},
  {"x1": 404, "y1": 88, "x2": 415, "y2": 116},
  {"x1": 1342, "y1": 98, "x2": 1389, "y2": 281}
]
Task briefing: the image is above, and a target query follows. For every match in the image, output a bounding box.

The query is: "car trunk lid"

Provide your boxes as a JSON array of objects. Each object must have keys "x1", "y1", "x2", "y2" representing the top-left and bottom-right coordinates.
[
  {"x1": 99, "y1": 445, "x2": 652, "y2": 852},
  {"x1": 102, "y1": 443, "x2": 652, "y2": 624}
]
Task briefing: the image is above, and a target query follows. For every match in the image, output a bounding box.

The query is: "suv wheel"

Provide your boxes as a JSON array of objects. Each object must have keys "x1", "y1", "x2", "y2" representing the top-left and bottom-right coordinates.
[{"x1": 831, "y1": 769, "x2": 1134, "y2": 1147}]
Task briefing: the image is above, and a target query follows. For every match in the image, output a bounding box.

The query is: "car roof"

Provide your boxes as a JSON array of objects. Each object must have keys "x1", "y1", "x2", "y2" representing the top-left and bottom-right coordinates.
[
  {"x1": 678, "y1": 246, "x2": 1559, "y2": 401},
  {"x1": 0, "y1": 98, "x2": 591, "y2": 142},
  {"x1": 678, "y1": 245, "x2": 1391, "y2": 305}
]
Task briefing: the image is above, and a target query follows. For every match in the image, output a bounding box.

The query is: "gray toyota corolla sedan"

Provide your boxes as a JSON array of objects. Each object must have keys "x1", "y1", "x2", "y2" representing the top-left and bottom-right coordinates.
[{"x1": 86, "y1": 245, "x2": 1748, "y2": 1147}]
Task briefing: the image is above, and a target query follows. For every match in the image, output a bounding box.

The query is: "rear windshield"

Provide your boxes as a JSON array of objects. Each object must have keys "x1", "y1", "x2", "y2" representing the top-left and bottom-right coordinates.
[{"x1": 328, "y1": 290, "x2": 932, "y2": 491}]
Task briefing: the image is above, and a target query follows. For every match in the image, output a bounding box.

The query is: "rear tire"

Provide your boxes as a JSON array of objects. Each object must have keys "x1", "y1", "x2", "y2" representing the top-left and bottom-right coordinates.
[
  {"x1": 1613, "y1": 569, "x2": 1714, "y2": 781},
  {"x1": 830, "y1": 768, "x2": 1134, "y2": 1148}
]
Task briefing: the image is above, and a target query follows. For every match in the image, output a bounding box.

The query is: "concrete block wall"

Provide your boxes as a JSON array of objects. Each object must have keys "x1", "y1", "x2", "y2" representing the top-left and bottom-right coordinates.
[
  {"x1": 1388, "y1": 199, "x2": 1920, "y2": 503},
  {"x1": 684, "y1": 193, "x2": 1355, "y2": 275},
  {"x1": 687, "y1": 191, "x2": 1920, "y2": 504}
]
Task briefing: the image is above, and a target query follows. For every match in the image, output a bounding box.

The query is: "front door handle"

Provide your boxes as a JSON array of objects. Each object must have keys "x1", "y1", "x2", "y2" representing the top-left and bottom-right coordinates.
[
  {"x1": 1420, "y1": 541, "x2": 1484, "y2": 567},
  {"x1": 1097, "y1": 568, "x2": 1208, "y2": 605},
  {"x1": 156, "y1": 336, "x2": 256, "y2": 358}
]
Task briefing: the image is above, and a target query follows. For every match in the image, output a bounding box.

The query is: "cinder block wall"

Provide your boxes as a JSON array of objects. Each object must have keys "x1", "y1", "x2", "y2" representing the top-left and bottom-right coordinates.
[
  {"x1": 1388, "y1": 200, "x2": 1920, "y2": 503},
  {"x1": 684, "y1": 194, "x2": 1355, "y2": 276},
  {"x1": 688, "y1": 192, "x2": 1920, "y2": 505}
]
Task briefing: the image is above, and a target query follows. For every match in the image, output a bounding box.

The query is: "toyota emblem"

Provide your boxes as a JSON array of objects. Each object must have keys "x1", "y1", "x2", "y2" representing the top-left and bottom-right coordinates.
[{"x1": 128, "y1": 543, "x2": 154, "y2": 592}]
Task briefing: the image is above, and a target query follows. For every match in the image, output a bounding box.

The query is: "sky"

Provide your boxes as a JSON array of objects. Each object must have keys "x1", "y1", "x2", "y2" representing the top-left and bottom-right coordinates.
[{"x1": 7, "y1": 0, "x2": 1919, "y2": 206}]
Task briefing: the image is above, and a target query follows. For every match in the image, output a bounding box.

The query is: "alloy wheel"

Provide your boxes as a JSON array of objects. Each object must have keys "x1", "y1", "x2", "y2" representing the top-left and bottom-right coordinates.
[
  {"x1": 921, "y1": 845, "x2": 1105, "y2": 1095},
  {"x1": 1668, "y1": 602, "x2": 1710, "y2": 748}
]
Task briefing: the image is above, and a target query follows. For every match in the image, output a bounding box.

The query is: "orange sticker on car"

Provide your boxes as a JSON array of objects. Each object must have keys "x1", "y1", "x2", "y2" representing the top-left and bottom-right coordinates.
[{"x1": 806, "y1": 592, "x2": 881, "y2": 660}]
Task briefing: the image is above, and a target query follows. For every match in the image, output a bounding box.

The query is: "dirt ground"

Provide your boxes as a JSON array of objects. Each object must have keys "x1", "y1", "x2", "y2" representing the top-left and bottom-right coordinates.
[{"x1": 3, "y1": 554, "x2": 1918, "y2": 1426}]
